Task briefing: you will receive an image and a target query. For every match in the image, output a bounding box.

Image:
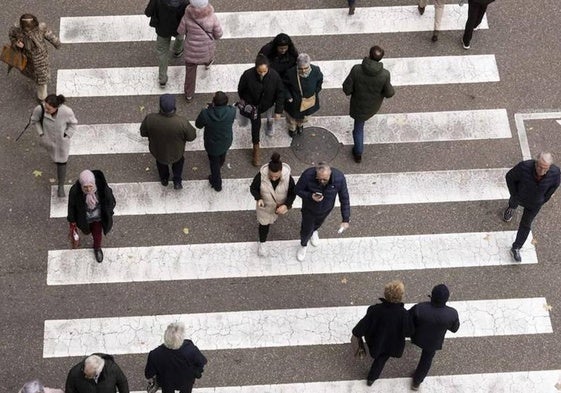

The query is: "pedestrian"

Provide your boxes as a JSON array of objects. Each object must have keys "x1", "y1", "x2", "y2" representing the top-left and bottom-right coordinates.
[
  {"x1": 30, "y1": 94, "x2": 78, "y2": 197},
  {"x1": 461, "y1": 0, "x2": 495, "y2": 49},
  {"x1": 417, "y1": 0, "x2": 444, "y2": 42},
  {"x1": 19, "y1": 380, "x2": 63, "y2": 393},
  {"x1": 348, "y1": 0, "x2": 356, "y2": 15},
  {"x1": 295, "y1": 162, "x2": 350, "y2": 261},
  {"x1": 409, "y1": 284, "x2": 460, "y2": 391},
  {"x1": 8, "y1": 14, "x2": 60, "y2": 101},
  {"x1": 503, "y1": 152, "x2": 560, "y2": 262},
  {"x1": 144, "y1": 0, "x2": 189, "y2": 87},
  {"x1": 177, "y1": 0, "x2": 223, "y2": 102},
  {"x1": 65, "y1": 354, "x2": 129, "y2": 393},
  {"x1": 352, "y1": 280, "x2": 413, "y2": 387},
  {"x1": 67, "y1": 169, "x2": 116, "y2": 263},
  {"x1": 195, "y1": 91, "x2": 236, "y2": 192},
  {"x1": 237, "y1": 54, "x2": 284, "y2": 166},
  {"x1": 249, "y1": 152, "x2": 296, "y2": 257},
  {"x1": 145, "y1": 322, "x2": 208, "y2": 393},
  {"x1": 258, "y1": 33, "x2": 299, "y2": 136},
  {"x1": 342, "y1": 45, "x2": 395, "y2": 163},
  {"x1": 283, "y1": 53, "x2": 323, "y2": 137},
  {"x1": 140, "y1": 94, "x2": 197, "y2": 190}
]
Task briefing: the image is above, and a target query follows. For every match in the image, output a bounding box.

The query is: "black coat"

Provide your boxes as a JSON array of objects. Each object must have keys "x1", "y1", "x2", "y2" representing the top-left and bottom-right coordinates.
[
  {"x1": 238, "y1": 67, "x2": 284, "y2": 114},
  {"x1": 283, "y1": 64, "x2": 323, "y2": 119},
  {"x1": 352, "y1": 299, "x2": 413, "y2": 358},
  {"x1": 410, "y1": 301, "x2": 460, "y2": 351},
  {"x1": 259, "y1": 41, "x2": 298, "y2": 78},
  {"x1": 145, "y1": 340, "x2": 207, "y2": 390},
  {"x1": 67, "y1": 170, "x2": 116, "y2": 235},
  {"x1": 65, "y1": 354, "x2": 129, "y2": 393},
  {"x1": 506, "y1": 160, "x2": 560, "y2": 210},
  {"x1": 145, "y1": 0, "x2": 189, "y2": 38}
]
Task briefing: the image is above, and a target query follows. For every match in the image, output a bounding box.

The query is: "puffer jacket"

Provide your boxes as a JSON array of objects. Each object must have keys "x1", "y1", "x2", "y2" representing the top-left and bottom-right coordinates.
[{"x1": 177, "y1": 4, "x2": 223, "y2": 64}]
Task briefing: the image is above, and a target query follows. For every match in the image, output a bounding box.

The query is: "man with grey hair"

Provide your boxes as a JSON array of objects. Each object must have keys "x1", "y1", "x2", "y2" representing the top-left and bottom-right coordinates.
[
  {"x1": 65, "y1": 353, "x2": 129, "y2": 393},
  {"x1": 504, "y1": 152, "x2": 560, "y2": 262}
]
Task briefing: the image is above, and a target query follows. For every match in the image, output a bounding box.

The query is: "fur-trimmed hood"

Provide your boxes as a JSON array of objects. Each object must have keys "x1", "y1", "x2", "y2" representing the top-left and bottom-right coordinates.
[{"x1": 187, "y1": 4, "x2": 214, "y2": 19}]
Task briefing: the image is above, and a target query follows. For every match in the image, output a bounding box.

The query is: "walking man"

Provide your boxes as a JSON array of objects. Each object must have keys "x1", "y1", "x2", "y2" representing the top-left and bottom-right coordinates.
[
  {"x1": 461, "y1": 0, "x2": 495, "y2": 49},
  {"x1": 504, "y1": 152, "x2": 560, "y2": 262},
  {"x1": 409, "y1": 284, "x2": 460, "y2": 391},
  {"x1": 140, "y1": 94, "x2": 197, "y2": 189},
  {"x1": 295, "y1": 162, "x2": 350, "y2": 261},
  {"x1": 417, "y1": 0, "x2": 444, "y2": 42},
  {"x1": 65, "y1": 354, "x2": 129, "y2": 393},
  {"x1": 343, "y1": 46, "x2": 394, "y2": 163}
]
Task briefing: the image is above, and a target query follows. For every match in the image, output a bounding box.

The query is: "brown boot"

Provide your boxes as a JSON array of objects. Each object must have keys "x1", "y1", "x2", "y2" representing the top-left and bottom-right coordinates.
[{"x1": 252, "y1": 143, "x2": 260, "y2": 167}]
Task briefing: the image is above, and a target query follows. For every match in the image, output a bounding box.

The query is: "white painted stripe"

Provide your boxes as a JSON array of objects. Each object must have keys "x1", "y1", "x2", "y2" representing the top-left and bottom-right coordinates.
[
  {"x1": 514, "y1": 111, "x2": 561, "y2": 160},
  {"x1": 56, "y1": 55, "x2": 500, "y2": 97},
  {"x1": 70, "y1": 109, "x2": 511, "y2": 156},
  {"x1": 59, "y1": 6, "x2": 486, "y2": 44},
  {"x1": 49, "y1": 168, "x2": 510, "y2": 217},
  {"x1": 128, "y1": 370, "x2": 561, "y2": 393},
  {"x1": 47, "y1": 231, "x2": 535, "y2": 285},
  {"x1": 42, "y1": 297, "x2": 552, "y2": 357}
]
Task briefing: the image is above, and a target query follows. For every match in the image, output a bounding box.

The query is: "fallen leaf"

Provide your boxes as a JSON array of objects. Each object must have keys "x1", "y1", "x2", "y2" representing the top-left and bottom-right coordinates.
[
  {"x1": 49, "y1": 178, "x2": 56, "y2": 183},
  {"x1": 182, "y1": 227, "x2": 189, "y2": 235},
  {"x1": 145, "y1": 167, "x2": 150, "y2": 171},
  {"x1": 528, "y1": 127, "x2": 533, "y2": 130},
  {"x1": 531, "y1": 237, "x2": 538, "y2": 245},
  {"x1": 544, "y1": 303, "x2": 553, "y2": 312},
  {"x1": 32, "y1": 170, "x2": 42, "y2": 177},
  {"x1": 483, "y1": 234, "x2": 490, "y2": 241},
  {"x1": 192, "y1": 166, "x2": 198, "y2": 171},
  {"x1": 139, "y1": 105, "x2": 145, "y2": 112},
  {"x1": 341, "y1": 277, "x2": 348, "y2": 284},
  {"x1": 6, "y1": 135, "x2": 11, "y2": 140}
]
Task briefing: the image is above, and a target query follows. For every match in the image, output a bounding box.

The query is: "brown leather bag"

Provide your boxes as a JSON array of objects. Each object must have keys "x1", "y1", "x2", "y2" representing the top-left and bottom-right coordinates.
[{"x1": 0, "y1": 44, "x2": 27, "y2": 71}]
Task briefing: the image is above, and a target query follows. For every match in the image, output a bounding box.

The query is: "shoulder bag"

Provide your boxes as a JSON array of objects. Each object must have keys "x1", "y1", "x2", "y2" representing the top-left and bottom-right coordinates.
[
  {"x1": 1, "y1": 44, "x2": 27, "y2": 71},
  {"x1": 297, "y1": 70, "x2": 316, "y2": 112}
]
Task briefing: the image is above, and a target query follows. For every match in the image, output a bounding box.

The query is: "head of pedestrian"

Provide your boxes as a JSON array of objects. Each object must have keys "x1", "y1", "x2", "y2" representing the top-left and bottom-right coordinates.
[
  {"x1": 267, "y1": 152, "x2": 283, "y2": 181},
  {"x1": 44, "y1": 94, "x2": 66, "y2": 115},
  {"x1": 19, "y1": 13, "x2": 39, "y2": 32},
  {"x1": 79, "y1": 169, "x2": 97, "y2": 195},
  {"x1": 159, "y1": 94, "x2": 176, "y2": 115},
  {"x1": 272, "y1": 33, "x2": 293, "y2": 55},
  {"x1": 163, "y1": 322, "x2": 186, "y2": 350},
  {"x1": 369, "y1": 45, "x2": 385, "y2": 62},
  {"x1": 212, "y1": 91, "x2": 228, "y2": 106},
  {"x1": 19, "y1": 380, "x2": 45, "y2": 393},
  {"x1": 255, "y1": 54, "x2": 269, "y2": 80},
  {"x1": 297, "y1": 53, "x2": 312, "y2": 77},
  {"x1": 384, "y1": 280, "x2": 405, "y2": 303},
  {"x1": 429, "y1": 284, "x2": 450, "y2": 307},
  {"x1": 535, "y1": 152, "x2": 553, "y2": 177},
  {"x1": 83, "y1": 354, "x2": 105, "y2": 379},
  {"x1": 315, "y1": 162, "x2": 331, "y2": 186}
]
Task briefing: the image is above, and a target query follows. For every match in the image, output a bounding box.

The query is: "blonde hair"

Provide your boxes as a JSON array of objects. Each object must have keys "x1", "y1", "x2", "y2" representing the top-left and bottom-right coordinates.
[
  {"x1": 163, "y1": 322, "x2": 185, "y2": 350},
  {"x1": 384, "y1": 280, "x2": 405, "y2": 303}
]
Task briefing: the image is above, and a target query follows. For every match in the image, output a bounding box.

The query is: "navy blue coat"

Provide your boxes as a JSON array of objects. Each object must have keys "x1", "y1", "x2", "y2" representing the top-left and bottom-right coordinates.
[
  {"x1": 410, "y1": 301, "x2": 460, "y2": 351},
  {"x1": 506, "y1": 160, "x2": 560, "y2": 210}
]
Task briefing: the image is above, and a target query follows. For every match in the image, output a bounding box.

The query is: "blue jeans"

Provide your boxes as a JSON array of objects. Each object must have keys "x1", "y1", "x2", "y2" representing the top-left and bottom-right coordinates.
[{"x1": 352, "y1": 119, "x2": 365, "y2": 156}]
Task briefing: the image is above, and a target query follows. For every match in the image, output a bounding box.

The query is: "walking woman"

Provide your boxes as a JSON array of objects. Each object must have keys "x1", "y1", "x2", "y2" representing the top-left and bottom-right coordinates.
[
  {"x1": 31, "y1": 94, "x2": 78, "y2": 197},
  {"x1": 67, "y1": 169, "x2": 116, "y2": 263},
  {"x1": 177, "y1": 0, "x2": 223, "y2": 102},
  {"x1": 283, "y1": 53, "x2": 323, "y2": 137},
  {"x1": 249, "y1": 152, "x2": 296, "y2": 256},
  {"x1": 9, "y1": 14, "x2": 61, "y2": 101}
]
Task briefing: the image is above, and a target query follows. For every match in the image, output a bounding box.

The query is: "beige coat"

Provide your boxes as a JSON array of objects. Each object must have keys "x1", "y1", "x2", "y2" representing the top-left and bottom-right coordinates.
[
  {"x1": 31, "y1": 104, "x2": 78, "y2": 163},
  {"x1": 256, "y1": 163, "x2": 291, "y2": 225}
]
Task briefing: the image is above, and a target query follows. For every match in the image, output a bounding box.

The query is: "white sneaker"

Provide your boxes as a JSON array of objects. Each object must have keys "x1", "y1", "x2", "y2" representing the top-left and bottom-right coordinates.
[
  {"x1": 258, "y1": 242, "x2": 267, "y2": 257},
  {"x1": 297, "y1": 246, "x2": 307, "y2": 261},
  {"x1": 310, "y1": 231, "x2": 320, "y2": 247}
]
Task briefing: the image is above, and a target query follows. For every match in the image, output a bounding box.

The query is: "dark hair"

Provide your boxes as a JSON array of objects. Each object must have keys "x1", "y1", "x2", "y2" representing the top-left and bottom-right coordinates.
[
  {"x1": 255, "y1": 53, "x2": 270, "y2": 68},
  {"x1": 268, "y1": 152, "x2": 283, "y2": 173},
  {"x1": 212, "y1": 91, "x2": 228, "y2": 106},
  {"x1": 19, "y1": 14, "x2": 39, "y2": 31},
  {"x1": 369, "y1": 45, "x2": 384, "y2": 61},
  {"x1": 44, "y1": 94, "x2": 66, "y2": 108},
  {"x1": 271, "y1": 33, "x2": 299, "y2": 58}
]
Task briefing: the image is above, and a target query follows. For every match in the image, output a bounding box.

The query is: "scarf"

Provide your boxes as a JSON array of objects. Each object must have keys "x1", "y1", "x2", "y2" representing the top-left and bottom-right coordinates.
[{"x1": 79, "y1": 170, "x2": 99, "y2": 210}]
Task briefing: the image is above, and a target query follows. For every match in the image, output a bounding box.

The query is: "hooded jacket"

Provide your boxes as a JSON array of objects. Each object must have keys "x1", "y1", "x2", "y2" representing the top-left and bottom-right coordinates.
[
  {"x1": 506, "y1": 159, "x2": 560, "y2": 210},
  {"x1": 409, "y1": 300, "x2": 460, "y2": 351},
  {"x1": 65, "y1": 353, "x2": 129, "y2": 393},
  {"x1": 259, "y1": 34, "x2": 299, "y2": 78},
  {"x1": 145, "y1": 0, "x2": 189, "y2": 38},
  {"x1": 195, "y1": 104, "x2": 236, "y2": 156},
  {"x1": 177, "y1": 4, "x2": 223, "y2": 64}
]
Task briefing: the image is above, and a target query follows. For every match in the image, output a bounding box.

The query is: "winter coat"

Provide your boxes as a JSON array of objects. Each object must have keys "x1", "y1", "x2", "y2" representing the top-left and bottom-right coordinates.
[
  {"x1": 254, "y1": 163, "x2": 292, "y2": 225},
  {"x1": 9, "y1": 22, "x2": 60, "y2": 84},
  {"x1": 67, "y1": 170, "x2": 116, "y2": 235},
  {"x1": 177, "y1": 4, "x2": 222, "y2": 64},
  {"x1": 506, "y1": 160, "x2": 560, "y2": 210},
  {"x1": 410, "y1": 301, "x2": 460, "y2": 351},
  {"x1": 145, "y1": 340, "x2": 207, "y2": 390},
  {"x1": 352, "y1": 299, "x2": 413, "y2": 358},
  {"x1": 342, "y1": 57, "x2": 395, "y2": 121},
  {"x1": 295, "y1": 167, "x2": 350, "y2": 223},
  {"x1": 65, "y1": 353, "x2": 129, "y2": 393},
  {"x1": 31, "y1": 103, "x2": 78, "y2": 163},
  {"x1": 195, "y1": 104, "x2": 236, "y2": 156},
  {"x1": 238, "y1": 67, "x2": 284, "y2": 114},
  {"x1": 140, "y1": 112, "x2": 197, "y2": 164},
  {"x1": 283, "y1": 64, "x2": 323, "y2": 119},
  {"x1": 145, "y1": 0, "x2": 189, "y2": 38},
  {"x1": 259, "y1": 41, "x2": 298, "y2": 78}
]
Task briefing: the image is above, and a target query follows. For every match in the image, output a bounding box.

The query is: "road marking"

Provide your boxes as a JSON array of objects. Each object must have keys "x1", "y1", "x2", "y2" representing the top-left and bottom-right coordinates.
[
  {"x1": 69, "y1": 109, "x2": 511, "y2": 155},
  {"x1": 514, "y1": 111, "x2": 561, "y2": 160},
  {"x1": 59, "y1": 6, "x2": 486, "y2": 43},
  {"x1": 57, "y1": 55, "x2": 500, "y2": 97},
  {"x1": 43, "y1": 297, "x2": 552, "y2": 357},
  {"x1": 50, "y1": 168, "x2": 510, "y2": 217}
]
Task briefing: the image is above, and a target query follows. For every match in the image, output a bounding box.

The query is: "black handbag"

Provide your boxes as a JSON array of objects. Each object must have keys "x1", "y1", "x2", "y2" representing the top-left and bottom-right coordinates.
[
  {"x1": 146, "y1": 377, "x2": 159, "y2": 393},
  {"x1": 235, "y1": 99, "x2": 258, "y2": 120}
]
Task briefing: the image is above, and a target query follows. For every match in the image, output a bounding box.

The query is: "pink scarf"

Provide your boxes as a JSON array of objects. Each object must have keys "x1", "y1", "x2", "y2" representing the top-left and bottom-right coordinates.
[{"x1": 79, "y1": 170, "x2": 99, "y2": 210}]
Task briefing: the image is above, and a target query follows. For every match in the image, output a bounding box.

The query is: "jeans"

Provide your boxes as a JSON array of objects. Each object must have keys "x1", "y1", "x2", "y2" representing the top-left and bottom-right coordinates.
[
  {"x1": 367, "y1": 354, "x2": 390, "y2": 381},
  {"x1": 300, "y1": 209, "x2": 331, "y2": 246},
  {"x1": 509, "y1": 197, "x2": 541, "y2": 249},
  {"x1": 156, "y1": 157, "x2": 185, "y2": 185},
  {"x1": 208, "y1": 153, "x2": 226, "y2": 190},
  {"x1": 462, "y1": 1, "x2": 488, "y2": 45},
  {"x1": 156, "y1": 34, "x2": 184, "y2": 84},
  {"x1": 352, "y1": 119, "x2": 365, "y2": 156},
  {"x1": 413, "y1": 349, "x2": 436, "y2": 385}
]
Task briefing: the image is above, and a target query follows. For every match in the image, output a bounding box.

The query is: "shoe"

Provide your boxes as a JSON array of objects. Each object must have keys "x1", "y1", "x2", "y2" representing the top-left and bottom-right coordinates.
[
  {"x1": 503, "y1": 207, "x2": 514, "y2": 222},
  {"x1": 174, "y1": 182, "x2": 183, "y2": 190},
  {"x1": 511, "y1": 247, "x2": 522, "y2": 262},
  {"x1": 297, "y1": 245, "x2": 307, "y2": 261},
  {"x1": 417, "y1": 5, "x2": 425, "y2": 15},
  {"x1": 411, "y1": 382, "x2": 420, "y2": 391},
  {"x1": 185, "y1": 96, "x2": 193, "y2": 103},
  {"x1": 310, "y1": 231, "x2": 320, "y2": 247},
  {"x1": 258, "y1": 242, "x2": 267, "y2": 257},
  {"x1": 265, "y1": 119, "x2": 274, "y2": 136},
  {"x1": 366, "y1": 380, "x2": 374, "y2": 386},
  {"x1": 348, "y1": 5, "x2": 355, "y2": 15},
  {"x1": 353, "y1": 152, "x2": 362, "y2": 163},
  {"x1": 431, "y1": 31, "x2": 439, "y2": 42},
  {"x1": 288, "y1": 129, "x2": 296, "y2": 138},
  {"x1": 160, "y1": 179, "x2": 169, "y2": 186},
  {"x1": 57, "y1": 185, "x2": 65, "y2": 198},
  {"x1": 173, "y1": 49, "x2": 184, "y2": 58},
  {"x1": 159, "y1": 81, "x2": 166, "y2": 88},
  {"x1": 297, "y1": 125, "x2": 304, "y2": 135},
  {"x1": 94, "y1": 248, "x2": 104, "y2": 263},
  {"x1": 462, "y1": 39, "x2": 470, "y2": 50},
  {"x1": 205, "y1": 59, "x2": 214, "y2": 70}
]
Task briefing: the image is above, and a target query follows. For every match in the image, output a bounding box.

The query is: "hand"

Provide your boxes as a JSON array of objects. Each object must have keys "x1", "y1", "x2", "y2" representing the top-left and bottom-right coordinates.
[
  {"x1": 257, "y1": 199, "x2": 264, "y2": 208},
  {"x1": 275, "y1": 204, "x2": 288, "y2": 215},
  {"x1": 288, "y1": 98, "x2": 293, "y2": 103},
  {"x1": 312, "y1": 193, "x2": 324, "y2": 202},
  {"x1": 458, "y1": 0, "x2": 465, "y2": 5},
  {"x1": 16, "y1": 40, "x2": 24, "y2": 48},
  {"x1": 338, "y1": 222, "x2": 350, "y2": 233},
  {"x1": 274, "y1": 113, "x2": 281, "y2": 119}
]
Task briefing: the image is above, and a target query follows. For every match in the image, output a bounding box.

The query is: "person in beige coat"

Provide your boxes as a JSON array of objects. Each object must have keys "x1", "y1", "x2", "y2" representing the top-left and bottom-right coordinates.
[{"x1": 249, "y1": 152, "x2": 296, "y2": 256}]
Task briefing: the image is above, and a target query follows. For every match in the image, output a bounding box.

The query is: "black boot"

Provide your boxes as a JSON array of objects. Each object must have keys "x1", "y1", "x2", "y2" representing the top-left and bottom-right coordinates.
[{"x1": 56, "y1": 163, "x2": 67, "y2": 197}]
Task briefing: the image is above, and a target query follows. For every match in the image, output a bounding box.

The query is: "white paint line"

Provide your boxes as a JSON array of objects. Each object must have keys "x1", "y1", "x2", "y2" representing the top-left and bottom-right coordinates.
[
  {"x1": 70, "y1": 109, "x2": 511, "y2": 155},
  {"x1": 59, "y1": 6, "x2": 485, "y2": 44},
  {"x1": 50, "y1": 168, "x2": 510, "y2": 217},
  {"x1": 56, "y1": 55, "x2": 500, "y2": 97},
  {"x1": 42, "y1": 297, "x2": 552, "y2": 357},
  {"x1": 557, "y1": 120, "x2": 561, "y2": 126},
  {"x1": 47, "y1": 231, "x2": 535, "y2": 286},
  {"x1": 514, "y1": 111, "x2": 561, "y2": 160}
]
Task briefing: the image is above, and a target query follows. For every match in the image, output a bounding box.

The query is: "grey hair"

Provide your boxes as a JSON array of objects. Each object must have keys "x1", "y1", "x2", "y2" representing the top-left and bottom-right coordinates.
[
  {"x1": 163, "y1": 322, "x2": 185, "y2": 350},
  {"x1": 84, "y1": 354, "x2": 105, "y2": 373},
  {"x1": 537, "y1": 152, "x2": 553, "y2": 165},
  {"x1": 20, "y1": 381, "x2": 44, "y2": 393},
  {"x1": 316, "y1": 161, "x2": 331, "y2": 175},
  {"x1": 297, "y1": 53, "x2": 311, "y2": 68}
]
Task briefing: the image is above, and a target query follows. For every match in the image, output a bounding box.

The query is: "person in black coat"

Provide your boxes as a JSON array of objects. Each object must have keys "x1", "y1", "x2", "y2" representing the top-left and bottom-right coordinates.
[
  {"x1": 352, "y1": 280, "x2": 413, "y2": 386},
  {"x1": 67, "y1": 169, "x2": 116, "y2": 263},
  {"x1": 65, "y1": 353, "x2": 129, "y2": 393},
  {"x1": 461, "y1": 0, "x2": 495, "y2": 49},
  {"x1": 503, "y1": 152, "x2": 560, "y2": 262},
  {"x1": 409, "y1": 284, "x2": 460, "y2": 391},
  {"x1": 145, "y1": 322, "x2": 207, "y2": 393}
]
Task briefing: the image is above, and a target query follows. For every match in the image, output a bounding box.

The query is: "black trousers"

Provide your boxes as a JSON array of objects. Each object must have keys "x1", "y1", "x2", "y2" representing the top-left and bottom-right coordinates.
[
  {"x1": 208, "y1": 153, "x2": 226, "y2": 190},
  {"x1": 161, "y1": 382, "x2": 194, "y2": 393},
  {"x1": 413, "y1": 349, "x2": 436, "y2": 385},
  {"x1": 259, "y1": 224, "x2": 270, "y2": 242},
  {"x1": 462, "y1": 2, "x2": 488, "y2": 45},
  {"x1": 509, "y1": 197, "x2": 541, "y2": 249},
  {"x1": 300, "y1": 209, "x2": 331, "y2": 246},
  {"x1": 156, "y1": 156, "x2": 185, "y2": 185},
  {"x1": 250, "y1": 113, "x2": 262, "y2": 144},
  {"x1": 367, "y1": 354, "x2": 390, "y2": 381}
]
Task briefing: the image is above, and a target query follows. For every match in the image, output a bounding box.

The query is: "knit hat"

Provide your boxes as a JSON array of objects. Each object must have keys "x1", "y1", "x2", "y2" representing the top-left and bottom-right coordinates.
[
  {"x1": 189, "y1": 0, "x2": 209, "y2": 8},
  {"x1": 430, "y1": 284, "x2": 450, "y2": 305},
  {"x1": 159, "y1": 94, "x2": 176, "y2": 114},
  {"x1": 297, "y1": 53, "x2": 311, "y2": 68}
]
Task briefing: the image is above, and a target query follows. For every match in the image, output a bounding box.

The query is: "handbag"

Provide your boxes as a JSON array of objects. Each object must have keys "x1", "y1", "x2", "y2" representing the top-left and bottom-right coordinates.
[
  {"x1": 235, "y1": 99, "x2": 258, "y2": 120},
  {"x1": 68, "y1": 223, "x2": 80, "y2": 249},
  {"x1": 1, "y1": 44, "x2": 27, "y2": 71},
  {"x1": 146, "y1": 377, "x2": 159, "y2": 393},
  {"x1": 296, "y1": 70, "x2": 316, "y2": 112},
  {"x1": 350, "y1": 335, "x2": 367, "y2": 360}
]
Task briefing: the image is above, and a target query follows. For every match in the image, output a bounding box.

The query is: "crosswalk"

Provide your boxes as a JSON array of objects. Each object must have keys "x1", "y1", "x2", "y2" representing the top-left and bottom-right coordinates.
[{"x1": 39, "y1": 2, "x2": 558, "y2": 392}]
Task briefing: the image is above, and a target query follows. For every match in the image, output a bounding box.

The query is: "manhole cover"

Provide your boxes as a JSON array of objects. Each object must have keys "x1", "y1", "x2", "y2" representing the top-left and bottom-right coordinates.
[{"x1": 290, "y1": 126, "x2": 341, "y2": 165}]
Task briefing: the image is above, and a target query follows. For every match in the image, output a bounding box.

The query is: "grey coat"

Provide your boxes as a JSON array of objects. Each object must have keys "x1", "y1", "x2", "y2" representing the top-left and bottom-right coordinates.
[{"x1": 31, "y1": 104, "x2": 78, "y2": 163}]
